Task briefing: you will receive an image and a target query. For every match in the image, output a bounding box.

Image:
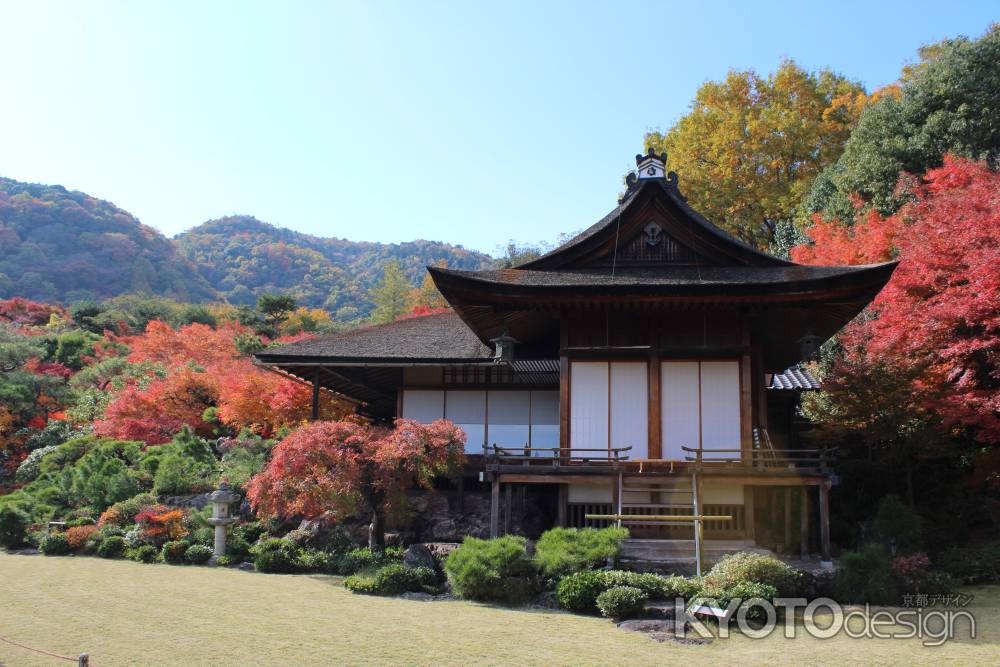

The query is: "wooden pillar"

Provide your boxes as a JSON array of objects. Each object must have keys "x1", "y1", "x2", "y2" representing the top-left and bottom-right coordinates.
[
  {"x1": 489, "y1": 474, "x2": 500, "y2": 538},
  {"x1": 613, "y1": 470, "x2": 623, "y2": 528},
  {"x1": 310, "y1": 369, "x2": 321, "y2": 421},
  {"x1": 743, "y1": 485, "x2": 755, "y2": 544},
  {"x1": 648, "y1": 355, "x2": 661, "y2": 459},
  {"x1": 800, "y1": 487, "x2": 809, "y2": 558},
  {"x1": 557, "y1": 483, "x2": 568, "y2": 528},
  {"x1": 740, "y1": 352, "x2": 753, "y2": 462},
  {"x1": 692, "y1": 473, "x2": 704, "y2": 576},
  {"x1": 819, "y1": 481, "x2": 831, "y2": 560},
  {"x1": 504, "y1": 484, "x2": 512, "y2": 536},
  {"x1": 784, "y1": 487, "x2": 792, "y2": 550},
  {"x1": 559, "y1": 356, "x2": 570, "y2": 460}
]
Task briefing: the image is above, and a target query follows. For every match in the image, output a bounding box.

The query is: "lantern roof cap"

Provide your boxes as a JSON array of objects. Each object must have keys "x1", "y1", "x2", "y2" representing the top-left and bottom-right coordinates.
[{"x1": 209, "y1": 481, "x2": 239, "y2": 503}]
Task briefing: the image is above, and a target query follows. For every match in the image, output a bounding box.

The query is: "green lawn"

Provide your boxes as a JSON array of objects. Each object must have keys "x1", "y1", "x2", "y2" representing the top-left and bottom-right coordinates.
[{"x1": 0, "y1": 552, "x2": 997, "y2": 666}]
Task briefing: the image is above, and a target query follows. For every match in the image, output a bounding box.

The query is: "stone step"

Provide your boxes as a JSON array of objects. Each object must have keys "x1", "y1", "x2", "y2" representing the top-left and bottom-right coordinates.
[{"x1": 619, "y1": 539, "x2": 774, "y2": 568}]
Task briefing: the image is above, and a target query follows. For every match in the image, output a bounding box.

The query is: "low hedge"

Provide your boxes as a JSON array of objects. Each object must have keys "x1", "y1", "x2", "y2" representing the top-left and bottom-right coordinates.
[
  {"x1": 127, "y1": 545, "x2": 160, "y2": 563},
  {"x1": 596, "y1": 585, "x2": 648, "y2": 620},
  {"x1": 557, "y1": 570, "x2": 702, "y2": 614},
  {"x1": 345, "y1": 564, "x2": 437, "y2": 596}
]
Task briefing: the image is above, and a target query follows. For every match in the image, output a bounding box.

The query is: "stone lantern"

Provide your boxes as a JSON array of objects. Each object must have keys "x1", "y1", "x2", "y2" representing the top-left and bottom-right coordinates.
[{"x1": 206, "y1": 481, "x2": 239, "y2": 560}]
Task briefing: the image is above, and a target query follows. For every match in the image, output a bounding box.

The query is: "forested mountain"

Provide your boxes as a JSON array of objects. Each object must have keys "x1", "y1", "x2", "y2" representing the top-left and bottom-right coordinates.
[
  {"x1": 0, "y1": 178, "x2": 494, "y2": 321},
  {"x1": 174, "y1": 215, "x2": 492, "y2": 320},
  {"x1": 0, "y1": 178, "x2": 215, "y2": 304}
]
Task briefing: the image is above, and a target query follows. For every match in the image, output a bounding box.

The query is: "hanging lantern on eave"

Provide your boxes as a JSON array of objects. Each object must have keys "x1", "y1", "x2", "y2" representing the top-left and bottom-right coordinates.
[
  {"x1": 797, "y1": 333, "x2": 825, "y2": 362},
  {"x1": 490, "y1": 331, "x2": 518, "y2": 365}
]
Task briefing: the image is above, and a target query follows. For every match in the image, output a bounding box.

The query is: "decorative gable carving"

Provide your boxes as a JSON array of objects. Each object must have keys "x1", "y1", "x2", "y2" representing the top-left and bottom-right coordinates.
[{"x1": 618, "y1": 224, "x2": 699, "y2": 264}]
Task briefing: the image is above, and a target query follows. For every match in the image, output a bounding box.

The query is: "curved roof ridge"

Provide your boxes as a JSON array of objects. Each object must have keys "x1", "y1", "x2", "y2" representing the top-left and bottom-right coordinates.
[{"x1": 519, "y1": 178, "x2": 793, "y2": 270}]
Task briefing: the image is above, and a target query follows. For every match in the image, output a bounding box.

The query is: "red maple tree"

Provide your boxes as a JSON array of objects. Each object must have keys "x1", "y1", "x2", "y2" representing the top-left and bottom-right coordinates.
[
  {"x1": 247, "y1": 418, "x2": 466, "y2": 550},
  {"x1": 793, "y1": 156, "x2": 1000, "y2": 448}
]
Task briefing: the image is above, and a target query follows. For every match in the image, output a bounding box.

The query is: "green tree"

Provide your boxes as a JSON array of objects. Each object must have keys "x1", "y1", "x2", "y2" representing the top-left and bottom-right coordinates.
[
  {"x1": 646, "y1": 60, "x2": 868, "y2": 247},
  {"x1": 368, "y1": 261, "x2": 410, "y2": 324},
  {"x1": 807, "y1": 25, "x2": 1000, "y2": 222}
]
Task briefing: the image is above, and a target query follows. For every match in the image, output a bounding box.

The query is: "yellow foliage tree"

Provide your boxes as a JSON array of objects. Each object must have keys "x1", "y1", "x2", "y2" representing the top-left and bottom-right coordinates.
[{"x1": 646, "y1": 60, "x2": 875, "y2": 247}]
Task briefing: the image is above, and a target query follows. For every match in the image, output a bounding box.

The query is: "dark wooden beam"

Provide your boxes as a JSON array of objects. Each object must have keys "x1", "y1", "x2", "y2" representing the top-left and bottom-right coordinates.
[
  {"x1": 490, "y1": 474, "x2": 500, "y2": 538},
  {"x1": 744, "y1": 484, "x2": 755, "y2": 543},
  {"x1": 800, "y1": 487, "x2": 809, "y2": 558},
  {"x1": 557, "y1": 484, "x2": 568, "y2": 528},
  {"x1": 819, "y1": 481, "x2": 831, "y2": 560},
  {"x1": 784, "y1": 487, "x2": 792, "y2": 550}
]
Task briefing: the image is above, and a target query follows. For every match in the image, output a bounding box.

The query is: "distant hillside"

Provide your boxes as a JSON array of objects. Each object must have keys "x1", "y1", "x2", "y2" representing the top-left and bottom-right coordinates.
[
  {"x1": 0, "y1": 177, "x2": 215, "y2": 304},
  {"x1": 0, "y1": 177, "x2": 495, "y2": 320},
  {"x1": 174, "y1": 216, "x2": 494, "y2": 320}
]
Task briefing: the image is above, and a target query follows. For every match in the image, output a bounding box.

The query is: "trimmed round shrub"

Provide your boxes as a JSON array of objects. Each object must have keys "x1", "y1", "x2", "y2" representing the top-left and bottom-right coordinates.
[
  {"x1": 596, "y1": 585, "x2": 648, "y2": 620},
  {"x1": 556, "y1": 570, "x2": 607, "y2": 613},
  {"x1": 214, "y1": 554, "x2": 237, "y2": 567},
  {"x1": 831, "y1": 544, "x2": 897, "y2": 604},
  {"x1": 0, "y1": 505, "x2": 30, "y2": 548},
  {"x1": 98, "y1": 535, "x2": 127, "y2": 559},
  {"x1": 128, "y1": 544, "x2": 160, "y2": 563},
  {"x1": 702, "y1": 552, "x2": 801, "y2": 597},
  {"x1": 185, "y1": 544, "x2": 213, "y2": 564},
  {"x1": 535, "y1": 526, "x2": 629, "y2": 579},
  {"x1": 345, "y1": 564, "x2": 437, "y2": 596},
  {"x1": 250, "y1": 538, "x2": 302, "y2": 574},
  {"x1": 40, "y1": 533, "x2": 71, "y2": 556},
  {"x1": 161, "y1": 540, "x2": 190, "y2": 565},
  {"x1": 444, "y1": 536, "x2": 538, "y2": 605}
]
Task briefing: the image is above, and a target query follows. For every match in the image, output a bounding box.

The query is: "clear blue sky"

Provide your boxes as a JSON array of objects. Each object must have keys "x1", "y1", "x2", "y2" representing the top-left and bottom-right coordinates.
[{"x1": 1, "y1": 1, "x2": 996, "y2": 254}]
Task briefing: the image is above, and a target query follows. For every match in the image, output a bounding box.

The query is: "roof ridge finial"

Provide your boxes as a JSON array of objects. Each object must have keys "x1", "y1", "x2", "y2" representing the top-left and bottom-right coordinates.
[{"x1": 619, "y1": 148, "x2": 679, "y2": 203}]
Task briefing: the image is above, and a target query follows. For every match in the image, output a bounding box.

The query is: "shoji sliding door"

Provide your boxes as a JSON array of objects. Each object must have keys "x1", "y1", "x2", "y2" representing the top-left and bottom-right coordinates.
[
  {"x1": 569, "y1": 362, "x2": 609, "y2": 452},
  {"x1": 569, "y1": 361, "x2": 648, "y2": 458},
  {"x1": 660, "y1": 359, "x2": 741, "y2": 461},
  {"x1": 699, "y1": 361, "x2": 741, "y2": 458},
  {"x1": 660, "y1": 361, "x2": 701, "y2": 460}
]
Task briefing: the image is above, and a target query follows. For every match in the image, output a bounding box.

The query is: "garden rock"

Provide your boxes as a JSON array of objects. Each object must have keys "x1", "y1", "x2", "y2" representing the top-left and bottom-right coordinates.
[
  {"x1": 403, "y1": 544, "x2": 437, "y2": 571},
  {"x1": 423, "y1": 542, "x2": 460, "y2": 570},
  {"x1": 238, "y1": 561, "x2": 255, "y2": 571},
  {"x1": 158, "y1": 493, "x2": 213, "y2": 510}
]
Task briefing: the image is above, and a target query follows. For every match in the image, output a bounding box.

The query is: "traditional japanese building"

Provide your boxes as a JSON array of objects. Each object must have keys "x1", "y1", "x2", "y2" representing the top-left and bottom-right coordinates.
[{"x1": 256, "y1": 150, "x2": 896, "y2": 569}]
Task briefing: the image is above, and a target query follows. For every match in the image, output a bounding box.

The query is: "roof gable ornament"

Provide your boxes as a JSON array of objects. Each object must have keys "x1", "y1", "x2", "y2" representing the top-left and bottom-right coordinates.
[
  {"x1": 636, "y1": 149, "x2": 667, "y2": 180},
  {"x1": 621, "y1": 149, "x2": 680, "y2": 203}
]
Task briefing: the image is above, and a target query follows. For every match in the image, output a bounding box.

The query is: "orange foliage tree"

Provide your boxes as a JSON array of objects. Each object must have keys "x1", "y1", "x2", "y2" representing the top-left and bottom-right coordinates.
[{"x1": 96, "y1": 320, "x2": 348, "y2": 444}]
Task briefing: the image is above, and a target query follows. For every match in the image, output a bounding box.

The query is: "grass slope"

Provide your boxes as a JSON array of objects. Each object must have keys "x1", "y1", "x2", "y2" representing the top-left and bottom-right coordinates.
[{"x1": 0, "y1": 553, "x2": 997, "y2": 666}]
